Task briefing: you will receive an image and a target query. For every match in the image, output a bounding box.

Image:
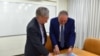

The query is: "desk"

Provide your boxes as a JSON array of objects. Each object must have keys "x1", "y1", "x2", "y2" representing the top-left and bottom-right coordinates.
[{"x1": 53, "y1": 48, "x2": 98, "y2": 56}]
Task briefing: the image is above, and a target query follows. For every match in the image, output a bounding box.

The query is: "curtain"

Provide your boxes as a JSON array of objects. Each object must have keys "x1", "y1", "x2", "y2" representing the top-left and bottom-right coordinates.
[{"x1": 67, "y1": 0, "x2": 100, "y2": 48}]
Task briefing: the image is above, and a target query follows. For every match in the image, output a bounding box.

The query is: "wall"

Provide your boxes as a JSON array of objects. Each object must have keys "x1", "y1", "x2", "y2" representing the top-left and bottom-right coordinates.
[
  {"x1": 57, "y1": 0, "x2": 67, "y2": 14},
  {"x1": 0, "y1": 0, "x2": 67, "y2": 56},
  {"x1": 0, "y1": 35, "x2": 26, "y2": 56}
]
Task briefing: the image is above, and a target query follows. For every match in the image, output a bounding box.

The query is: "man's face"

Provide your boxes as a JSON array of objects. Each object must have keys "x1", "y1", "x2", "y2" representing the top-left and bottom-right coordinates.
[
  {"x1": 38, "y1": 16, "x2": 49, "y2": 24},
  {"x1": 58, "y1": 15, "x2": 68, "y2": 25}
]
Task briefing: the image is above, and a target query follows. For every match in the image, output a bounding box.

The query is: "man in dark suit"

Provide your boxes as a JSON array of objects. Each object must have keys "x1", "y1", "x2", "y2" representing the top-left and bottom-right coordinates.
[
  {"x1": 50, "y1": 11, "x2": 76, "y2": 55},
  {"x1": 25, "y1": 7, "x2": 52, "y2": 56}
]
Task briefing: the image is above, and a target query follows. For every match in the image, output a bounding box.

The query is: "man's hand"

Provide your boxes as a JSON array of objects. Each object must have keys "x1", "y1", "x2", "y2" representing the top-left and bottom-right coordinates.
[
  {"x1": 66, "y1": 47, "x2": 73, "y2": 56},
  {"x1": 48, "y1": 53, "x2": 53, "y2": 56},
  {"x1": 53, "y1": 45, "x2": 60, "y2": 55}
]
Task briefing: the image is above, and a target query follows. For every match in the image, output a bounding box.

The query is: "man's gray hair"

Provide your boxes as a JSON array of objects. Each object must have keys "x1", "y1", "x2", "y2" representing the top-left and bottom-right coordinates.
[
  {"x1": 58, "y1": 10, "x2": 68, "y2": 16},
  {"x1": 36, "y1": 7, "x2": 49, "y2": 17}
]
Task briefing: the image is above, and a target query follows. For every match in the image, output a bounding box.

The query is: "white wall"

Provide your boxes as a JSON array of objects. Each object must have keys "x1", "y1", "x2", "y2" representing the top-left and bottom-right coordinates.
[
  {"x1": 0, "y1": 0, "x2": 67, "y2": 56},
  {"x1": 0, "y1": 35, "x2": 26, "y2": 56},
  {"x1": 57, "y1": 0, "x2": 67, "y2": 14}
]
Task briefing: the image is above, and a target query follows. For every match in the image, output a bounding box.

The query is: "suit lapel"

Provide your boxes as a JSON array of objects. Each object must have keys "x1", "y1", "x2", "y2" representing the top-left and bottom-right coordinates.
[
  {"x1": 34, "y1": 18, "x2": 42, "y2": 38},
  {"x1": 56, "y1": 18, "x2": 60, "y2": 38},
  {"x1": 64, "y1": 18, "x2": 70, "y2": 35},
  {"x1": 34, "y1": 18, "x2": 47, "y2": 44}
]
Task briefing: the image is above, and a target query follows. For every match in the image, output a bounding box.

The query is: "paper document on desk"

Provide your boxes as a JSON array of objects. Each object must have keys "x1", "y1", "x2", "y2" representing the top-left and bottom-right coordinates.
[
  {"x1": 68, "y1": 53, "x2": 77, "y2": 56},
  {"x1": 55, "y1": 53, "x2": 77, "y2": 56}
]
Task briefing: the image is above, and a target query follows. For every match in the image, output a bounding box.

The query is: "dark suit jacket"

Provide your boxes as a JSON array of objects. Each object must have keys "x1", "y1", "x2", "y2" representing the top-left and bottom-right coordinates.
[
  {"x1": 50, "y1": 17, "x2": 76, "y2": 49},
  {"x1": 25, "y1": 17, "x2": 49, "y2": 56}
]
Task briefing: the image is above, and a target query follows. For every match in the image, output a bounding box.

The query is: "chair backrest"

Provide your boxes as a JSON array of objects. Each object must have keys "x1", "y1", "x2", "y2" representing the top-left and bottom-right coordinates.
[
  {"x1": 83, "y1": 38, "x2": 100, "y2": 55},
  {"x1": 45, "y1": 36, "x2": 53, "y2": 52}
]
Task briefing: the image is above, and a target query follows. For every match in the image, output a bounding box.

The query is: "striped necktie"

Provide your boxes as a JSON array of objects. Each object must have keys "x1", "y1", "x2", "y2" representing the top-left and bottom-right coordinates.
[{"x1": 60, "y1": 25, "x2": 64, "y2": 48}]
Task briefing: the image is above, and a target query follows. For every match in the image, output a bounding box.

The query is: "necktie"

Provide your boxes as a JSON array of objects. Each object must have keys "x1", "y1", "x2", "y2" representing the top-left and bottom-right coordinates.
[{"x1": 60, "y1": 25, "x2": 64, "y2": 48}]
